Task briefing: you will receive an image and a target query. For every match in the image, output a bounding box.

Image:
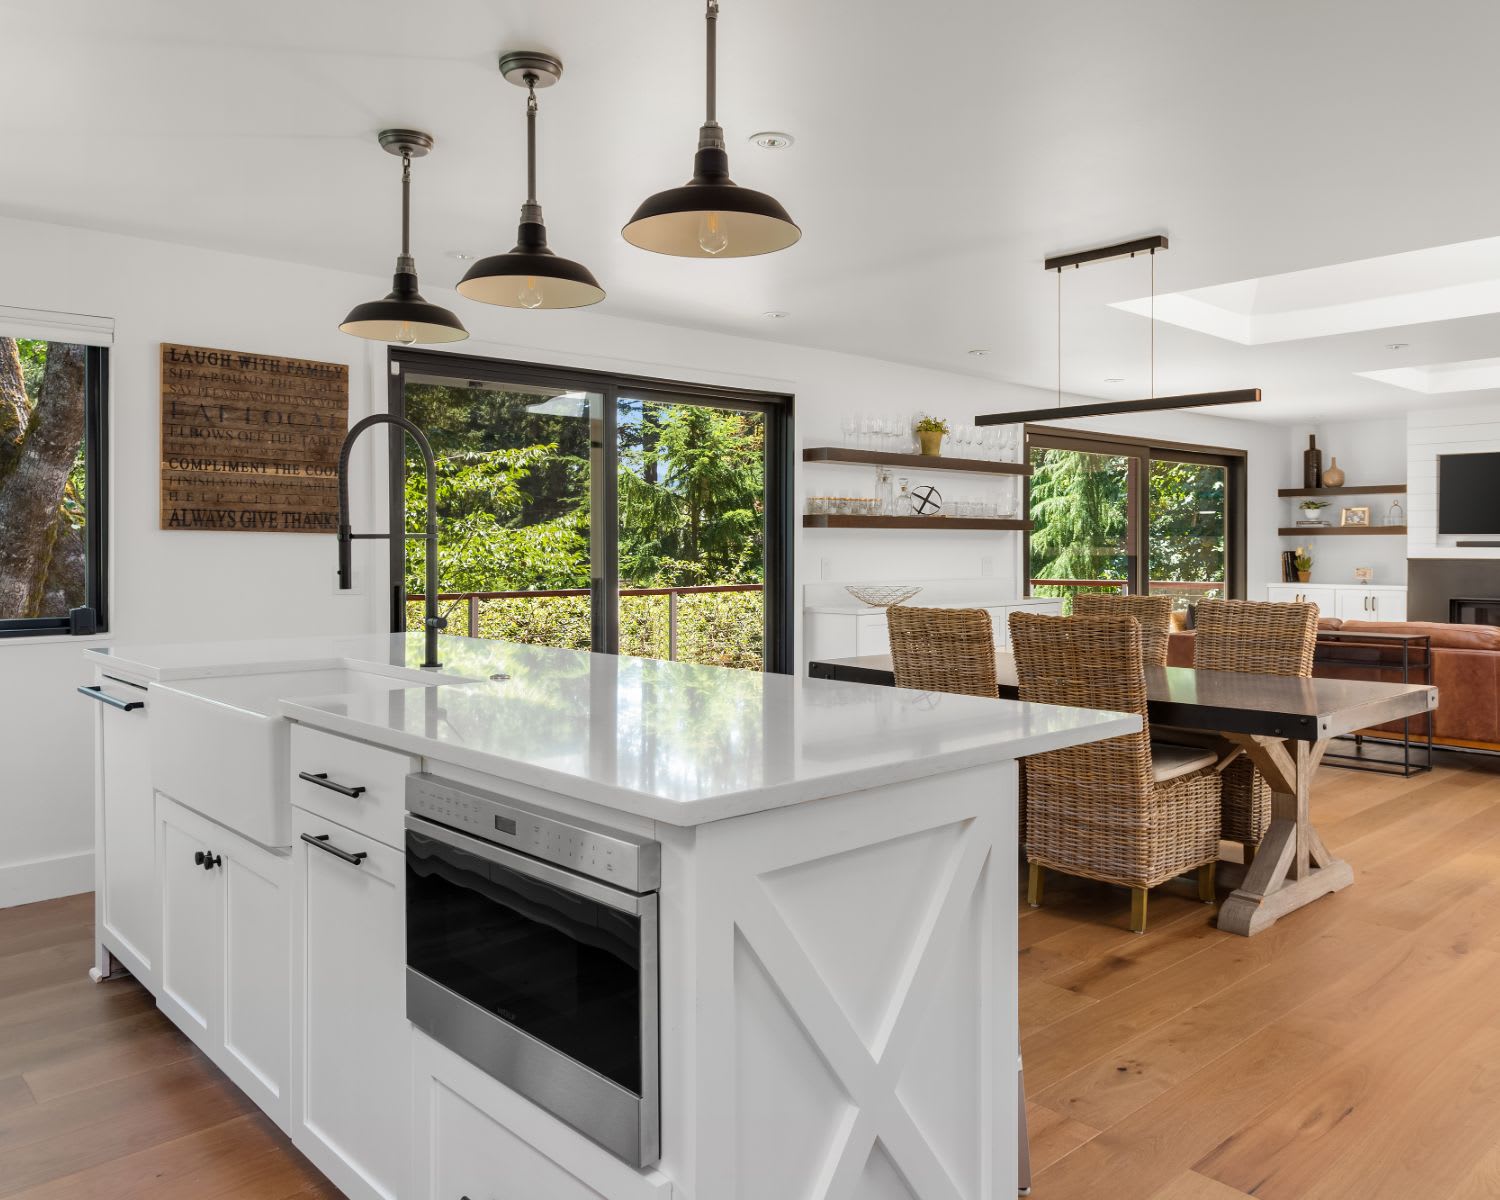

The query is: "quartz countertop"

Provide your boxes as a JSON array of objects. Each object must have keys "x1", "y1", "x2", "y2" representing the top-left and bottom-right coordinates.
[{"x1": 88, "y1": 633, "x2": 1138, "y2": 826}]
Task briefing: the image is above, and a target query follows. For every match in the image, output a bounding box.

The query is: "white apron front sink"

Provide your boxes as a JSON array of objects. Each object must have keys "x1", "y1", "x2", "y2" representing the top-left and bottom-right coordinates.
[{"x1": 149, "y1": 665, "x2": 477, "y2": 847}]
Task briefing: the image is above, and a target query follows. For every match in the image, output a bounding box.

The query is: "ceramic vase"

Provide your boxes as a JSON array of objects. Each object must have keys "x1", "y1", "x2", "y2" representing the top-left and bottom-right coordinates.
[
  {"x1": 1323, "y1": 457, "x2": 1346, "y2": 487},
  {"x1": 917, "y1": 430, "x2": 943, "y2": 456}
]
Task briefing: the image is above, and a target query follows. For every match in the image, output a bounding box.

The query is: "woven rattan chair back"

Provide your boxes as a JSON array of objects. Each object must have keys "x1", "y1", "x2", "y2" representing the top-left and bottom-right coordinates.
[
  {"x1": 886, "y1": 606, "x2": 998, "y2": 697},
  {"x1": 1192, "y1": 599, "x2": 1317, "y2": 678},
  {"x1": 1072, "y1": 593, "x2": 1174, "y2": 666},
  {"x1": 1008, "y1": 611, "x2": 1153, "y2": 796}
]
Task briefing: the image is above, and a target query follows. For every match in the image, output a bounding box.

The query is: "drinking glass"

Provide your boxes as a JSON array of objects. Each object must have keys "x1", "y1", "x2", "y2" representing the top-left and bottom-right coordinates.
[{"x1": 841, "y1": 415, "x2": 857, "y2": 448}]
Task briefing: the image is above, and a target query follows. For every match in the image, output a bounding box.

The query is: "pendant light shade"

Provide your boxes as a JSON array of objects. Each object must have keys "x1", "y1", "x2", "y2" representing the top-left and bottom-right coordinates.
[
  {"x1": 622, "y1": 0, "x2": 800, "y2": 259},
  {"x1": 458, "y1": 53, "x2": 605, "y2": 310},
  {"x1": 340, "y1": 129, "x2": 468, "y2": 345}
]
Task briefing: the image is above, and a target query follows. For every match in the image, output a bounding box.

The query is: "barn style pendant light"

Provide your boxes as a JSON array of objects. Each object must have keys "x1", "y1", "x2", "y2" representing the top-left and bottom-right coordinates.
[
  {"x1": 622, "y1": 0, "x2": 800, "y2": 258},
  {"x1": 974, "y1": 236, "x2": 1260, "y2": 425},
  {"x1": 340, "y1": 130, "x2": 468, "y2": 344},
  {"x1": 457, "y1": 53, "x2": 605, "y2": 310}
]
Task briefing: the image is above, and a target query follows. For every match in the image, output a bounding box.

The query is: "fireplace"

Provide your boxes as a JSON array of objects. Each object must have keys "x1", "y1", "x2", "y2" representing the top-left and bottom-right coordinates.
[{"x1": 1451, "y1": 598, "x2": 1500, "y2": 626}]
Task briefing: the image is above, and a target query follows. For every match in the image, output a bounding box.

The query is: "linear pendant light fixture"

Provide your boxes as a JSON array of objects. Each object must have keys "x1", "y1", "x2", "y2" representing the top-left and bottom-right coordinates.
[
  {"x1": 974, "y1": 236, "x2": 1260, "y2": 425},
  {"x1": 340, "y1": 130, "x2": 468, "y2": 345},
  {"x1": 622, "y1": 0, "x2": 800, "y2": 258},
  {"x1": 458, "y1": 53, "x2": 605, "y2": 310}
]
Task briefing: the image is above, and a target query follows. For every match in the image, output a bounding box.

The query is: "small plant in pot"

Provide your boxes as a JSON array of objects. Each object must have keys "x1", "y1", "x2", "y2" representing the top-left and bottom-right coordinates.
[
  {"x1": 1297, "y1": 499, "x2": 1331, "y2": 526},
  {"x1": 1294, "y1": 552, "x2": 1313, "y2": 583},
  {"x1": 915, "y1": 416, "x2": 949, "y2": 456}
]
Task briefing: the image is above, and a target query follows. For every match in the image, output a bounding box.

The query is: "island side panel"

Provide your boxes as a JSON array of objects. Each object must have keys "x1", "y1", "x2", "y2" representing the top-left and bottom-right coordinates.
[{"x1": 669, "y1": 761, "x2": 1019, "y2": 1200}]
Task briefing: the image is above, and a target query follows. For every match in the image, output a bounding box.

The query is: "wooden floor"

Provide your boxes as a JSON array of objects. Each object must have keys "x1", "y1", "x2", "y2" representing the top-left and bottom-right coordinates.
[
  {"x1": 1024, "y1": 748, "x2": 1500, "y2": 1199},
  {"x1": 3, "y1": 751, "x2": 1500, "y2": 1198}
]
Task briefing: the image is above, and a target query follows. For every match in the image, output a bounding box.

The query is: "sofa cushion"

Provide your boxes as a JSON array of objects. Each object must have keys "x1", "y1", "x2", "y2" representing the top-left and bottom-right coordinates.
[{"x1": 1337, "y1": 620, "x2": 1500, "y2": 651}]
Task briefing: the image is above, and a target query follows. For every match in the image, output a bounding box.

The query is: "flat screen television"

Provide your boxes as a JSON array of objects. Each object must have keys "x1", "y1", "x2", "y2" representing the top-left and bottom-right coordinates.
[{"x1": 1438, "y1": 451, "x2": 1500, "y2": 535}]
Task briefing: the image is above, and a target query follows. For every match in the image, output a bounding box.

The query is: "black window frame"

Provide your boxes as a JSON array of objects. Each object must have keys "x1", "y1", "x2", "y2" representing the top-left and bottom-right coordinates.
[
  {"x1": 0, "y1": 344, "x2": 109, "y2": 639},
  {"x1": 385, "y1": 347, "x2": 795, "y2": 675},
  {"x1": 1024, "y1": 423, "x2": 1246, "y2": 601}
]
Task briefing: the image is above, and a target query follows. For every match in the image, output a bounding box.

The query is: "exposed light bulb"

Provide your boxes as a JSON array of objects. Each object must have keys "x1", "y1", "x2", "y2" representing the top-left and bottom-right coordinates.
[
  {"x1": 518, "y1": 276, "x2": 544, "y2": 309},
  {"x1": 396, "y1": 321, "x2": 417, "y2": 346},
  {"x1": 698, "y1": 212, "x2": 729, "y2": 256}
]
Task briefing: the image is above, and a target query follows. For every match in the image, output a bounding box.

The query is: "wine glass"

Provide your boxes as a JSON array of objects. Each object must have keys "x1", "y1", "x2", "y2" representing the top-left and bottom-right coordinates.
[{"x1": 841, "y1": 414, "x2": 857, "y2": 448}]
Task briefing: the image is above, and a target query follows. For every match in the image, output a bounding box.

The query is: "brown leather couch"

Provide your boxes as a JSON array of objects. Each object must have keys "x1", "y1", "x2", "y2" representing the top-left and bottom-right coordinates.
[{"x1": 1167, "y1": 619, "x2": 1500, "y2": 750}]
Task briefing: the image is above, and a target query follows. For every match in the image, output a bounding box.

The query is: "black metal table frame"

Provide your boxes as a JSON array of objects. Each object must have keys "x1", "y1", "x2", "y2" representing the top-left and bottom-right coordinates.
[{"x1": 1314, "y1": 631, "x2": 1433, "y2": 777}]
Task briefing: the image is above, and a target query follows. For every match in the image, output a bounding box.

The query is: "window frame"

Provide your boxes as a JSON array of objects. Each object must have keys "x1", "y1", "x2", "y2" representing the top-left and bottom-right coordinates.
[
  {"x1": 0, "y1": 344, "x2": 109, "y2": 639},
  {"x1": 384, "y1": 347, "x2": 795, "y2": 675},
  {"x1": 1024, "y1": 423, "x2": 1246, "y2": 601}
]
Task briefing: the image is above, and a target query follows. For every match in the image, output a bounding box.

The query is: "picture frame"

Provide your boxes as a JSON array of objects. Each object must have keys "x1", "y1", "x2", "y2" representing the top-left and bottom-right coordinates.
[{"x1": 1340, "y1": 505, "x2": 1371, "y2": 527}]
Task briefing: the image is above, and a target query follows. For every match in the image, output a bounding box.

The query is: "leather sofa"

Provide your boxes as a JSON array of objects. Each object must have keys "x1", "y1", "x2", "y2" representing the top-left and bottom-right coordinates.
[{"x1": 1167, "y1": 619, "x2": 1500, "y2": 751}]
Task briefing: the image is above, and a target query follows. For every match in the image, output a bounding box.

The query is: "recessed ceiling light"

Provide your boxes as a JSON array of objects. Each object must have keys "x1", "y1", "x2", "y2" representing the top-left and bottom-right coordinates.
[
  {"x1": 1387, "y1": 342, "x2": 1408, "y2": 350},
  {"x1": 1104, "y1": 377, "x2": 1125, "y2": 383},
  {"x1": 762, "y1": 310, "x2": 789, "y2": 319},
  {"x1": 750, "y1": 131, "x2": 795, "y2": 150},
  {"x1": 968, "y1": 349, "x2": 991, "y2": 357}
]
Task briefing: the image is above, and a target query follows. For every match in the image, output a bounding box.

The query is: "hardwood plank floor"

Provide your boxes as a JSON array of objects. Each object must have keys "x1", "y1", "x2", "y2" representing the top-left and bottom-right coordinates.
[{"x1": 2, "y1": 751, "x2": 1499, "y2": 1198}]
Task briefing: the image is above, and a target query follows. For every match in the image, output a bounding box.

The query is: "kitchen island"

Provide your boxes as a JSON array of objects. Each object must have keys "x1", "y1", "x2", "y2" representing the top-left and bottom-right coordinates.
[{"x1": 83, "y1": 633, "x2": 1137, "y2": 1200}]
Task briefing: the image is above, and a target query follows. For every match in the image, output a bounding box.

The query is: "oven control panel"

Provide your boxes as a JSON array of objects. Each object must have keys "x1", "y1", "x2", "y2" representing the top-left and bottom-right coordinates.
[{"x1": 405, "y1": 773, "x2": 661, "y2": 894}]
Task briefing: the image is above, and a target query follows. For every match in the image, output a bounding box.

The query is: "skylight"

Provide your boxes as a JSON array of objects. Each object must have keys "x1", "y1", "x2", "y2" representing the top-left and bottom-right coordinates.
[
  {"x1": 1357, "y1": 355, "x2": 1500, "y2": 394},
  {"x1": 1110, "y1": 236, "x2": 1500, "y2": 345}
]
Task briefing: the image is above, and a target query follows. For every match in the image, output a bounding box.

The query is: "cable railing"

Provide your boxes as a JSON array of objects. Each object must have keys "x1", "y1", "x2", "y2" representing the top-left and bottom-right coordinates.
[{"x1": 406, "y1": 582, "x2": 764, "y2": 667}]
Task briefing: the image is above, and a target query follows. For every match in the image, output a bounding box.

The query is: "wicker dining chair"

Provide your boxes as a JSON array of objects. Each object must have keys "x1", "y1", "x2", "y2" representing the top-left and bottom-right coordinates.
[
  {"x1": 1072, "y1": 593, "x2": 1175, "y2": 667},
  {"x1": 886, "y1": 606, "x2": 999, "y2": 697},
  {"x1": 1010, "y1": 611, "x2": 1221, "y2": 933},
  {"x1": 1192, "y1": 599, "x2": 1319, "y2": 861}
]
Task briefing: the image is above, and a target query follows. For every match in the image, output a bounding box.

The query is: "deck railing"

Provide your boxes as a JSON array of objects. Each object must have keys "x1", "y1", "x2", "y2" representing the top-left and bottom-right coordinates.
[
  {"x1": 407, "y1": 583, "x2": 764, "y2": 667},
  {"x1": 1029, "y1": 578, "x2": 1225, "y2": 612}
]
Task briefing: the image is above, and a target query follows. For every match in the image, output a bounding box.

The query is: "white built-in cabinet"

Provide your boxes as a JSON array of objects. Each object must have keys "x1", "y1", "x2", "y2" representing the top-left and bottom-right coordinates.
[
  {"x1": 155, "y1": 795, "x2": 291, "y2": 1128},
  {"x1": 289, "y1": 727, "x2": 416, "y2": 1200},
  {"x1": 91, "y1": 674, "x2": 157, "y2": 987},
  {"x1": 804, "y1": 597, "x2": 1063, "y2": 664},
  {"x1": 1266, "y1": 583, "x2": 1407, "y2": 622}
]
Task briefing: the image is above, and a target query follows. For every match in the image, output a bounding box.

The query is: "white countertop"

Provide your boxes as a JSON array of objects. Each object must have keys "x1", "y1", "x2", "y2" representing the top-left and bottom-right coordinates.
[
  {"x1": 88, "y1": 633, "x2": 1138, "y2": 826},
  {"x1": 805, "y1": 597, "x2": 1061, "y2": 616}
]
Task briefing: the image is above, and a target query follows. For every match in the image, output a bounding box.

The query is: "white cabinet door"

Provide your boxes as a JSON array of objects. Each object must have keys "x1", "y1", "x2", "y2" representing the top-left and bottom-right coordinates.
[
  {"x1": 220, "y1": 836, "x2": 291, "y2": 1128},
  {"x1": 156, "y1": 798, "x2": 223, "y2": 1045},
  {"x1": 1265, "y1": 585, "x2": 1303, "y2": 603},
  {"x1": 95, "y1": 679, "x2": 156, "y2": 985},
  {"x1": 292, "y1": 809, "x2": 408, "y2": 1200},
  {"x1": 803, "y1": 613, "x2": 857, "y2": 664},
  {"x1": 1335, "y1": 590, "x2": 1369, "y2": 621},
  {"x1": 855, "y1": 611, "x2": 891, "y2": 656},
  {"x1": 1369, "y1": 589, "x2": 1407, "y2": 621}
]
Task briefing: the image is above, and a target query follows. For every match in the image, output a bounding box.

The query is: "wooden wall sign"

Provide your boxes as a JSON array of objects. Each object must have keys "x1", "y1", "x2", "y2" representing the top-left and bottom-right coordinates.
[{"x1": 160, "y1": 343, "x2": 349, "y2": 533}]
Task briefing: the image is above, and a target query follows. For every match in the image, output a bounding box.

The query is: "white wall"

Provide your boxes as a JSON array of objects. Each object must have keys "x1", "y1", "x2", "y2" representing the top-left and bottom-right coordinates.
[
  {"x1": 0, "y1": 213, "x2": 1286, "y2": 906},
  {"x1": 1409, "y1": 400, "x2": 1500, "y2": 560},
  {"x1": 1282, "y1": 418, "x2": 1409, "y2": 588}
]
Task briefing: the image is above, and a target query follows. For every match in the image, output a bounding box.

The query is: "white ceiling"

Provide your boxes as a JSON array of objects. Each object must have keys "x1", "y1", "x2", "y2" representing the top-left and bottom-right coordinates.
[{"x1": 4, "y1": 0, "x2": 1500, "y2": 423}]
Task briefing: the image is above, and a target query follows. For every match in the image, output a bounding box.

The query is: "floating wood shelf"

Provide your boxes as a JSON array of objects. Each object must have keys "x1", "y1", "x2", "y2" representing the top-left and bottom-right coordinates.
[
  {"x1": 1278, "y1": 526, "x2": 1407, "y2": 537},
  {"x1": 804, "y1": 515, "x2": 1031, "y2": 531},
  {"x1": 803, "y1": 447, "x2": 1031, "y2": 476},
  {"x1": 1277, "y1": 484, "x2": 1406, "y2": 497}
]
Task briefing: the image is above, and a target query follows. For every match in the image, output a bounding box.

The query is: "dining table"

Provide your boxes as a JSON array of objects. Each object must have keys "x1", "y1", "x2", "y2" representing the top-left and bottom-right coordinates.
[{"x1": 807, "y1": 651, "x2": 1439, "y2": 936}]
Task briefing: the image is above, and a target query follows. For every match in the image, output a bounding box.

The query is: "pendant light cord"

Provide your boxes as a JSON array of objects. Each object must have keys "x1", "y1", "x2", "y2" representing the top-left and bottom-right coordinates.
[
  {"x1": 525, "y1": 74, "x2": 539, "y2": 206},
  {"x1": 400, "y1": 149, "x2": 412, "y2": 258},
  {"x1": 706, "y1": 0, "x2": 719, "y2": 124}
]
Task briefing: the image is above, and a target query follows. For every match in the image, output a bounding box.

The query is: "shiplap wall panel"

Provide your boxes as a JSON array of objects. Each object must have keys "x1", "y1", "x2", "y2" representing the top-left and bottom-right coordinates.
[{"x1": 1408, "y1": 401, "x2": 1500, "y2": 558}]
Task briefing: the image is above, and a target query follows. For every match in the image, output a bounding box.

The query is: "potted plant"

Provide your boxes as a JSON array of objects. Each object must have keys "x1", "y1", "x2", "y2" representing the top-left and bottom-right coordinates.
[
  {"x1": 915, "y1": 416, "x2": 949, "y2": 456},
  {"x1": 1294, "y1": 551, "x2": 1313, "y2": 583},
  {"x1": 1297, "y1": 499, "x2": 1331, "y2": 526}
]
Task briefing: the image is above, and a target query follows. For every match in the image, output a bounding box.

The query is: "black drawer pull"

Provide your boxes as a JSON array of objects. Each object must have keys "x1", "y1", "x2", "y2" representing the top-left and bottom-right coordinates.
[
  {"x1": 298, "y1": 771, "x2": 366, "y2": 798},
  {"x1": 193, "y1": 849, "x2": 222, "y2": 871},
  {"x1": 77, "y1": 685, "x2": 144, "y2": 712},
  {"x1": 301, "y1": 833, "x2": 368, "y2": 866}
]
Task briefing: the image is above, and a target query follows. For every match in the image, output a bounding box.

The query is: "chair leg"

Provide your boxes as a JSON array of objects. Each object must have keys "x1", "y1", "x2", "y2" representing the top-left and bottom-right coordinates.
[
  {"x1": 1130, "y1": 887, "x2": 1148, "y2": 934},
  {"x1": 1027, "y1": 863, "x2": 1044, "y2": 908},
  {"x1": 1197, "y1": 862, "x2": 1217, "y2": 904}
]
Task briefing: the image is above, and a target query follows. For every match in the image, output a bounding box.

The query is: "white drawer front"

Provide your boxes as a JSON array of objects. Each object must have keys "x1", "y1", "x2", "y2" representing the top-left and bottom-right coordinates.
[{"x1": 289, "y1": 725, "x2": 418, "y2": 851}]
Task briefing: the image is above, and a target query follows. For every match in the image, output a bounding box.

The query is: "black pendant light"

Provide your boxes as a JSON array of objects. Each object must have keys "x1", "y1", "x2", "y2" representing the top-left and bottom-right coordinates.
[
  {"x1": 622, "y1": 0, "x2": 800, "y2": 258},
  {"x1": 340, "y1": 129, "x2": 468, "y2": 345},
  {"x1": 457, "y1": 53, "x2": 605, "y2": 310}
]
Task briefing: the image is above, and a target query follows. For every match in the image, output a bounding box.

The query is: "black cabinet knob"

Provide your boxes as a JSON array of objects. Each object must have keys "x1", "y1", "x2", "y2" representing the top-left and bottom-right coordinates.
[{"x1": 193, "y1": 849, "x2": 222, "y2": 871}]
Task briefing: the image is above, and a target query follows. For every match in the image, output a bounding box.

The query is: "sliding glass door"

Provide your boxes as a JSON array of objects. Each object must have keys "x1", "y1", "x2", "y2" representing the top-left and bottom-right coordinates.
[
  {"x1": 387, "y1": 350, "x2": 791, "y2": 673},
  {"x1": 1027, "y1": 429, "x2": 1242, "y2": 611}
]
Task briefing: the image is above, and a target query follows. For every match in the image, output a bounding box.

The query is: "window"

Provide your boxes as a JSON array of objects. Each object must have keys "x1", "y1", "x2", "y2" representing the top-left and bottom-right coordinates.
[
  {"x1": 387, "y1": 350, "x2": 792, "y2": 674},
  {"x1": 1027, "y1": 426, "x2": 1243, "y2": 612},
  {"x1": 0, "y1": 337, "x2": 108, "y2": 637}
]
